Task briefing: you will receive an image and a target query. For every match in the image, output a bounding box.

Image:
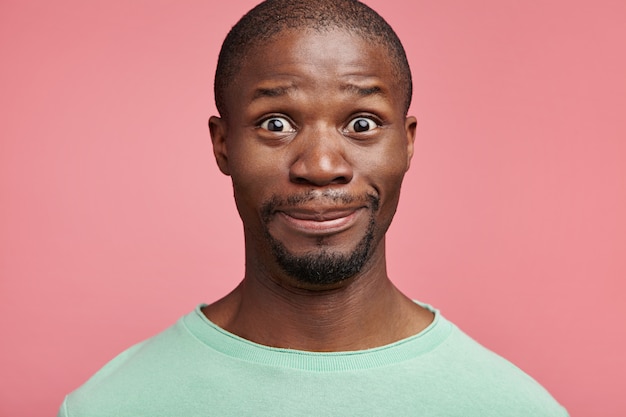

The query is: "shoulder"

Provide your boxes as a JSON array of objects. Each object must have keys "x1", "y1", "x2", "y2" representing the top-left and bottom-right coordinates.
[
  {"x1": 60, "y1": 309, "x2": 213, "y2": 416},
  {"x1": 416, "y1": 316, "x2": 568, "y2": 415}
]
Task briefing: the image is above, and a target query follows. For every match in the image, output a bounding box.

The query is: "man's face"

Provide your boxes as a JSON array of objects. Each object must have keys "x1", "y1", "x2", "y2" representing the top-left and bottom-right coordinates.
[{"x1": 210, "y1": 28, "x2": 416, "y2": 288}]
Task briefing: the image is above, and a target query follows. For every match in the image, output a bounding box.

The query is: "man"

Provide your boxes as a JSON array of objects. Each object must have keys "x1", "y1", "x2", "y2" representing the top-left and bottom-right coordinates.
[{"x1": 58, "y1": 0, "x2": 568, "y2": 415}]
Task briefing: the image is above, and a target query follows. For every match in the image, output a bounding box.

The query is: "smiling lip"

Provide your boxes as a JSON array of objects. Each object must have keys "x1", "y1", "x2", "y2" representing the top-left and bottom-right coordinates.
[{"x1": 277, "y1": 207, "x2": 364, "y2": 234}]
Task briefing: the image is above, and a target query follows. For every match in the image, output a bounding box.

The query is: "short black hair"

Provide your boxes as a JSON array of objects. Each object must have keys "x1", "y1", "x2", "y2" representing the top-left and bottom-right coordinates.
[{"x1": 214, "y1": 0, "x2": 412, "y2": 119}]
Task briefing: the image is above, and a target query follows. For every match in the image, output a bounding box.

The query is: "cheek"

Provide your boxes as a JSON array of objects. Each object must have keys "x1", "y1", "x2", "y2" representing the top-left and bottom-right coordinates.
[
  {"x1": 356, "y1": 141, "x2": 408, "y2": 190},
  {"x1": 226, "y1": 148, "x2": 264, "y2": 224},
  {"x1": 358, "y1": 144, "x2": 408, "y2": 219},
  {"x1": 228, "y1": 135, "x2": 289, "y2": 183},
  {"x1": 228, "y1": 156, "x2": 286, "y2": 226}
]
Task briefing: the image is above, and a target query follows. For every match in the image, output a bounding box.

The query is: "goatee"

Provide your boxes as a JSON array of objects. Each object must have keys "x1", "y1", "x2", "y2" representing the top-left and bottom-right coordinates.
[{"x1": 261, "y1": 191, "x2": 379, "y2": 286}]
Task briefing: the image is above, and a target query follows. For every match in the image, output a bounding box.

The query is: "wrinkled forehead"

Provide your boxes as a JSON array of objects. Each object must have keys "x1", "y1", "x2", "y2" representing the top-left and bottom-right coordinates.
[
  {"x1": 245, "y1": 27, "x2": 390, "y2": 68},
  {"x1": 215, "y1": 17, "x2": 412, "y2": 120},
  {"x1": 222, "y1": 28, "x2": 402, "y2": 112},
  {"x1": 247, "y1": 21, "x2": 395, "y2": 69}
]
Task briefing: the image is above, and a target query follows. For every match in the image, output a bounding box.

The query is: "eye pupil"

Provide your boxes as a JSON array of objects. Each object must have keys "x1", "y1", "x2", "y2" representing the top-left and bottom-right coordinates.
[
  {"x1": 267, "y1": 119, "x2": 284, "y2": 131},
  {"x1": 354, "y1": 119, "x2": 371, "y2": 132}
]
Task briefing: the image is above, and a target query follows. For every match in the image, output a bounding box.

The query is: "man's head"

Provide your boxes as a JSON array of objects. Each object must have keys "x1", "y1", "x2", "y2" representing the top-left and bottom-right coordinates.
[
  {"x1": 214, "y1": 0, "x2": 413, "y2": 120},
  {"x1": 209, "y1": 0, "x2": 416, "y2": 289}
]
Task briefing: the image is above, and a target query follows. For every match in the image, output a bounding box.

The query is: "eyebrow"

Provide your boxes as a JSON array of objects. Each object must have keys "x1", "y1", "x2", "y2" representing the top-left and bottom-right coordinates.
[
  {"x1": 251, "y1": 83, "x2": 385, "y2": 101},
  {"x1": 252, "y1": 85, "x2": 296, "y2": 100},
  {"x1": 340, "y1": 83, "x2": 384, "y2": 97}
]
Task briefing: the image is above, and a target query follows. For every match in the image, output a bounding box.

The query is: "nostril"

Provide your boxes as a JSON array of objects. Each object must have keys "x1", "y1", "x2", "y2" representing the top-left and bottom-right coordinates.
[
  {"x1": 291, "y1": 174, "x2": 350, "y2": 186},
  {"x1": 331, "y1": 175, "x2": 349, "y2": 184},
  {"x1": 292, "y1": 176, "x2": 310, "y2": 185}
]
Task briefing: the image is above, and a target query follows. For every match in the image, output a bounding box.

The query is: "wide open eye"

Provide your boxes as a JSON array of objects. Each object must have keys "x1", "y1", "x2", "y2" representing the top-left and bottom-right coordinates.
[
  {"x1": 259, "y1": 117, "x2": 296, "y2": 133},
  {"x1": 345, "y1": 117, "x2": 379, "y2": 133}
]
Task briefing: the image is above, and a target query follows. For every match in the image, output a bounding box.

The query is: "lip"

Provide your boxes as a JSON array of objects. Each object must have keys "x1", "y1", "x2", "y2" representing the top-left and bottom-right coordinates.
[{"x1": 276, "y1": 207, "x2": 365, "y2": 234}]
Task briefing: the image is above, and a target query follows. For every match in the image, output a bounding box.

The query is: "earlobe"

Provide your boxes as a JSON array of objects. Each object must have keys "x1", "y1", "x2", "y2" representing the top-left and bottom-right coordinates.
[
  {"x1": 404, "y1": 116, "x2": 417, "y2": 171},
  {"x1": 209, "y1": 116, "x2": 231, "y2": 176}
]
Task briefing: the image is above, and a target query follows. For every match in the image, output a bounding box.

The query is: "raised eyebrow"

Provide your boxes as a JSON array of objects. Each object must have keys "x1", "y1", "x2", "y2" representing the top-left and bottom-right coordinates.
[
  {"x1": 340, "y1": 83, "x2": 384, "y2": 97},
  {"x1": 252, "y1": 85, "x2": 295, "y2": 100}
]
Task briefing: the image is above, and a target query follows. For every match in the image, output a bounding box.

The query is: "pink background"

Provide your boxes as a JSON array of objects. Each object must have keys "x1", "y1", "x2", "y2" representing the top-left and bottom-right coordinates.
[{"x1": 1, "y1": 0, "x2": 625, "y2": 415}]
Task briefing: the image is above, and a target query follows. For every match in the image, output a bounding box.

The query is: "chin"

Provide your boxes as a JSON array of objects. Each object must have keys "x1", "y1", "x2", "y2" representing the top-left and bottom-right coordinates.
[{"x1": 268, "y1": 218, "x2": 376, "y2": 287}]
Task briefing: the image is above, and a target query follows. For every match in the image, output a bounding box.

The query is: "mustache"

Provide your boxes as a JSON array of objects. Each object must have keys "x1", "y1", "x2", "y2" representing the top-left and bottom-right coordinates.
[{"x1": 261, "y1": 190, "x2": 379, "y2": 222}]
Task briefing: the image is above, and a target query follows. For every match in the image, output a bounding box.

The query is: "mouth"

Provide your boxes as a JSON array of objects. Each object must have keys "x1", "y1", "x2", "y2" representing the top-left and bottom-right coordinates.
[
  {"x1": 277, "y1": 207, "x2": 365, "y2": 234},
  {"x1": 261, "y1": 190, "x2": 379, "y2": 238}
]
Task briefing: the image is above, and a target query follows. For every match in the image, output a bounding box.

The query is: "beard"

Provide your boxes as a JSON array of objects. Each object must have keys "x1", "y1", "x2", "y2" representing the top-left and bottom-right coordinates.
[{"x1": 261, "y1": 191, "x2": 380, "y2": 286}]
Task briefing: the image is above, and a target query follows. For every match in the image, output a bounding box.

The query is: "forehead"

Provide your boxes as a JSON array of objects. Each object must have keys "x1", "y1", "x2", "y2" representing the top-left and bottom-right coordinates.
[
  {"x1": 223, "y1": 28, "x2": 402, "y2": 112},
  {"x1": 259, "y1": 30, "x2": 388, "y2": 72}
]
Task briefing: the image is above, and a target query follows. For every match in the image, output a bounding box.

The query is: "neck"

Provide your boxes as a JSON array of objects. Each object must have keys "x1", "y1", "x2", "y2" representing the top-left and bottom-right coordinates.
[{"x1": 203, "y1": 248, "x2": 433, "y2": 351}]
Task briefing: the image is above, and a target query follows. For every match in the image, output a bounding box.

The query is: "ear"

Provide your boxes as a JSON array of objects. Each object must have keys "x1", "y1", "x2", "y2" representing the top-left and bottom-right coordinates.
[
  {"x1": 404, "y1": 116, "x2": 417, "y2": 171},
  {"x1": 209, "y1": 116, "x2": 230, "y2": 176}
]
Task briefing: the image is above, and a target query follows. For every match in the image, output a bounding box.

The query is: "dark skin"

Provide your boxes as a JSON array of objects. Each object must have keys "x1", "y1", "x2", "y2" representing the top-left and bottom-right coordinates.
[{"x1": 206, "y1": 28, "x2": 433, "y2": 351}]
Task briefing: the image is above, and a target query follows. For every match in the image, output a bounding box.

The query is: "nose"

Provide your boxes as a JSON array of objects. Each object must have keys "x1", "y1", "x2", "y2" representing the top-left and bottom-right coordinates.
[{"x1": 289, "y1": 128, "x2": 353, "y2": 186}]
